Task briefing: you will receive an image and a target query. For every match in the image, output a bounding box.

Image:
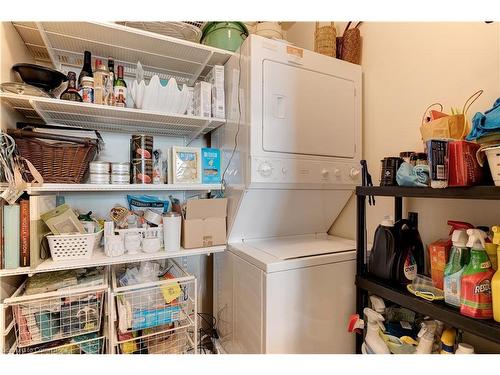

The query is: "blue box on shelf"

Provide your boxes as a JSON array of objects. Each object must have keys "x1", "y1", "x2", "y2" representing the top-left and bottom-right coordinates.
[{"x1": 201, "y1": 147, "x2": 221, "y2": 184}]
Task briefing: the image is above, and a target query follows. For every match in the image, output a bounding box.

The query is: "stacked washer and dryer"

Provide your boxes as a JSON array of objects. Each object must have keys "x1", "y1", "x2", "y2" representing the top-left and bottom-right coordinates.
[{"x1": 212, "y1": 35, "x2": 362, "y2": 354}]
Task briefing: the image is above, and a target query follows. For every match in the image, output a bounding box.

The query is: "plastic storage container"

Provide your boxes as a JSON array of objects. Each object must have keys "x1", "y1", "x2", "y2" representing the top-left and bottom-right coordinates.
[{"x1": 47, "y1": 230, "x2": 103, "y2": 261}]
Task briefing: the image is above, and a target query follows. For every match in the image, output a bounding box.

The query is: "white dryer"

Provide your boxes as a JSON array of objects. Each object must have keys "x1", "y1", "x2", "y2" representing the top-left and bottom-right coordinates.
[{"x1": 212, "y1": 35, "x2": 362, "y2": 354}]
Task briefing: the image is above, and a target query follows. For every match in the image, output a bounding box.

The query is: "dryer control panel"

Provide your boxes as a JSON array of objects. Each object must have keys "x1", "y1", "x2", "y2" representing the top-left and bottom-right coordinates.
[{"x1": 251, "y1": 156, "x2": 360, "y2": 185}]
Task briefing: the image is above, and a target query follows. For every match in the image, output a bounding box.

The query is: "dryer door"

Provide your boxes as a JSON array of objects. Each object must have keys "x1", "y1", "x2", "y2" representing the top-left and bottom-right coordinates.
[{"x1": 262, "y1": 60, "x2": 356, "y2": 158}]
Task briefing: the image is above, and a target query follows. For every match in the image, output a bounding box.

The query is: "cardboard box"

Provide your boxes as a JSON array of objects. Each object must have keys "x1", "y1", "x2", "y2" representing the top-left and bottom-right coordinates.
[
  {"x1": 181, "y1": 198, "x2": 227, "y2": 249},
  {"x1": 428, "y1": 239, "x2": 452, "y2": 289},
  {"x1": 205, "y1": 65, "x2": 225, "y2": 119},
  {"x1": 194, "y1": 81, "x2": 212, "y2": 118}
]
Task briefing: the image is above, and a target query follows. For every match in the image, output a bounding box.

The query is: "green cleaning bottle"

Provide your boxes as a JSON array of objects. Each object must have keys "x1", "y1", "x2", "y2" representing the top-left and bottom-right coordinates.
[
  {"x1": 460, "y1": 229, "x2": 495, "y2": 319},
  {"x1": 443, "y1": 230, "x2": 470, "y2": 308}
]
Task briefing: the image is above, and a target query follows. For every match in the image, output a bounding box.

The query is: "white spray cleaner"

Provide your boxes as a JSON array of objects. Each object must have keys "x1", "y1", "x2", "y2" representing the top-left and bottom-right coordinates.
[
  {"x1": 415, "y1": 320, "x2": 437, "y2": 354},
  {"x1": 348, "y1": 307, "x2": 390, "y2": 354}
]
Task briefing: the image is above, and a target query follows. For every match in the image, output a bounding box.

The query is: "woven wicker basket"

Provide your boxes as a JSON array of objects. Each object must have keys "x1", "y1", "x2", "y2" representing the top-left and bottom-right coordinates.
[
  {"x1": 8, "y1": 129, "x2": 98, "y2": 183},
  {"x1": 314, "y1": 22, "x2": 336, "y2": 58}
]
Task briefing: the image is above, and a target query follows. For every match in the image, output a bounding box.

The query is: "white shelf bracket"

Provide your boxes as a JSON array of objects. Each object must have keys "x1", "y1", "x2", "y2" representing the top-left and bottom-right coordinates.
[
  {"x1": 186, "y1": 120, "x2": 210, "y2": 146},
  {"x1": 189, "y1": 51, "x2": 213, "y2": 86},
  {"x1": 35, "y1": 22, "x2": 62, "y2": 71}
]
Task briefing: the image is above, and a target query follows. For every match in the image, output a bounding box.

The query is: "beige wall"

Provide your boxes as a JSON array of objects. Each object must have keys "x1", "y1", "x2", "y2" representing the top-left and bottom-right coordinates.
[
  {"x1": 0, "y1": 22, "x2": 34, "y2": 131},
  {"x1": 0, "y1": 22, "x2": 34, "y2": 299},
  {"x1": 288, "y1": 21, "x2": 500, "y2": 353}
]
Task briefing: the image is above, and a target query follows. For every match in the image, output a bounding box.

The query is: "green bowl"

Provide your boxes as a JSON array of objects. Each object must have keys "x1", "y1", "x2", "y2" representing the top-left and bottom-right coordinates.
[{"x1": 201, "y1": 22, "x2": 248, "y2": 52}]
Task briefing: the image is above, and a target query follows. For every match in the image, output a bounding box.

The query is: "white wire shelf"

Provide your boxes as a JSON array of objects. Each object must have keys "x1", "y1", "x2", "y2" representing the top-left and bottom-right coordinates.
[
  {"x1": 24, "y1": 183, "x2": 223, "y2": 194},
  {"x1": 0, "y1": 93, "x2": 225, "y2": 138},
  {"x1": 12, "y1": 21, "x2": 233, "y2": 85},
  {"x1": 0, "y1": 246, "x2": 225, "y2": 277}
]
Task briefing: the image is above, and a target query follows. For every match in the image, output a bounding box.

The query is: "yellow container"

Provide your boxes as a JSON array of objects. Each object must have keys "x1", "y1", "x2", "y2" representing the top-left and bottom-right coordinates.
[
  {"x1": 485, "y1": 243, "x2": 498, "y2": 271},
  {"x1": 493, "y1": 247, "x2": 500, "y2": 323}
]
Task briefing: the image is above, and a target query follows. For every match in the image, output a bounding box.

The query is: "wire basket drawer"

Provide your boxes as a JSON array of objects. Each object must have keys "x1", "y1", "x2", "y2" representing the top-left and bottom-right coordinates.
[
  {"x1": 117, "y1": 325, "x2": 194, "y2": 354},
  {"x1": 5, "y1": 274, "x2": 107, "y2": 348},
  {"x1": 17, "y1": 334, "x2": 106, "y2": 354},
  {"x1": 47, "y1": 230, "x2": 103, "y2": 261},
  {"x1": 112, "y1": 260, "x2": 196, "y2": 334}
]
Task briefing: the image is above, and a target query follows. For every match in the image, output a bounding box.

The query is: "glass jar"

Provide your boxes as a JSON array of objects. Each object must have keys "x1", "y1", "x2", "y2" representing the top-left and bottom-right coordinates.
[
  {"x1": 81, "y1": 76, "x2": 94, "y2": 104},
  {"x1": 412, "y1": 152, "x2": 428, "y2": 166}
]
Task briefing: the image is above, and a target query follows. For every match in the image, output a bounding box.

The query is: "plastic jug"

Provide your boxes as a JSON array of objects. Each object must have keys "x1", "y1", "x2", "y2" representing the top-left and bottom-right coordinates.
[
  {"x1": 460, "y1": 229, "x2": 495, "y2": 319},
  {"x1": 394, "y1": 213, "x2": 425, "y2": 286},
  {"x1": 369, "y1": 216, "x2": 398, "y2": 280},
  {"x1": 443, "y1": 230, "x2": 470, "y2": 308}
]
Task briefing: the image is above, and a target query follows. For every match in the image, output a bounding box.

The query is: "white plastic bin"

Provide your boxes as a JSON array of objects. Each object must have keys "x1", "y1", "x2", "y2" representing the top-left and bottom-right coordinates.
[{"x1": 47, "y1": 230, "x2": 103, "y2": 261}]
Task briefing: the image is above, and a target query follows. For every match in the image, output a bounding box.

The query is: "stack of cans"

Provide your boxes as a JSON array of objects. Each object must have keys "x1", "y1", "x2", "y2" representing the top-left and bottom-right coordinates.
[
  {"x1": 111, "y1": 162, "x2": 130, "y2": 184},
  {"x1": 130, "y1": 135, "x2": 153, "y2": 184},
  {"x1": 89, "y1": 161, "x2": 110, "y2": 184}
]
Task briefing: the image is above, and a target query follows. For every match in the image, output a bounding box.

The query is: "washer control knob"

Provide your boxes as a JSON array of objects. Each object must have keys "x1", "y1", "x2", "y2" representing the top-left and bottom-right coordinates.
[
  {"x1": 334, "y1": 168, "x2": 341, "y2": 177},
  {"x1": 258, "y1": 161, "x2": 273, "y2": 178},
  {"x1": 281, "y1": 167, "x2": 287, "y2": 175},
  {"x1": 321, "y1": 169, "x2": 329, "y2": 178},
  {"x1": 349, "y1": 168, "x2": 360, "y2": 179}
]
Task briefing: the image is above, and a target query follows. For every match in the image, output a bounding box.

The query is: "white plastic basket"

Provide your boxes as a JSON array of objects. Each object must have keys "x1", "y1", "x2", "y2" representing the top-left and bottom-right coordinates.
[
  {"x1": 485, "y1": 145, "x2": 500, "y2": 186},
  {"x1": 47, "y1": 230, "x2": 103, "y2": 261}
]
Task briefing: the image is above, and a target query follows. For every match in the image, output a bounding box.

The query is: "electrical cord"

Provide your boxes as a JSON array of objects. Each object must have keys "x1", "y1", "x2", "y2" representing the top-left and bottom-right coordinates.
[{"x1": 219, "y1": 46, "x2": 243, "y2": 195}]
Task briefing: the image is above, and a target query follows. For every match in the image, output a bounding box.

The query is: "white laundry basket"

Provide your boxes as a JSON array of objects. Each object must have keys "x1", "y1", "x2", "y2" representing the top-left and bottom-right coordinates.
[
  {"x1": 47, "y1": 230, "x2": 103, "y2": 261},
  {"x1": 485, "y1": 145, "x2": 500, "y2": 186}
]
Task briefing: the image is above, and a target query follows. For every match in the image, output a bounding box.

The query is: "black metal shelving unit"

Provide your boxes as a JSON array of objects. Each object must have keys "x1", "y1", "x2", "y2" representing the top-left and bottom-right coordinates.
[{"x1": 355, "y1": 185, "x2": 500, "y2": 353}]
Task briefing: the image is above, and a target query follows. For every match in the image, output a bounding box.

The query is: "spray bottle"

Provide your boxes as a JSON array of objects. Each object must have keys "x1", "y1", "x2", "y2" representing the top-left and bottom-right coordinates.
[
  {"x1": 415, "y1": 320, "x2": 437, "y2": 354},
  {"x1": 491, "y1": 226, "x2": 500, "y2": 322},
  {"x1": 443, "y1": 230, "x2": 470, "y2": 308},
  {"x1": 460, "y1": 229, "x2": 495, "y2": 319},
  {"x1": 347, "y1": 308, "x2": 390, "y2": 354}
]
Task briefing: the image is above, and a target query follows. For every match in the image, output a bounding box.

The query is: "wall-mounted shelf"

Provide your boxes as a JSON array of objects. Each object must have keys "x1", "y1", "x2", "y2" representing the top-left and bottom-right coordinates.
[
  {"x1": 0, "y1": 245, "x2": 226, "y2": 277},
  {"x1": 0, "y1": 93, "x2": 225, "y2": 137},
  {"x1": 24, "y1": 183, "x2": 222, "y2": 195},
  {"x1": 12, "y1": 21, "x2": 233, "y2": 85}
]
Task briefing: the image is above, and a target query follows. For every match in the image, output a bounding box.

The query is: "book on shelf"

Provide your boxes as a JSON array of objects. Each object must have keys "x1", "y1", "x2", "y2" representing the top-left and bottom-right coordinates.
[
  {"x1": 3, "y1": 203, "x2": 20, "y2": 269},
  {"x1": 0, "y1": 198, "x2": 4, "y2": 269},
  {"x1": 20, "y1": 199, "x2": 30, "y2": 267},
  {"x1": 29, "y1": 195, "x2": 56, "y2": 269}
]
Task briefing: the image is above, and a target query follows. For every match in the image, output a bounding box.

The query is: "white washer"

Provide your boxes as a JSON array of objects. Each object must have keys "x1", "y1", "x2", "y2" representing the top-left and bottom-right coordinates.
[
  {"x1": 212, "y1": 35, "x2": 362, "y2": 354},
  {"x1": 214, "y1": 234, "x2": 356, "y2": 354}
]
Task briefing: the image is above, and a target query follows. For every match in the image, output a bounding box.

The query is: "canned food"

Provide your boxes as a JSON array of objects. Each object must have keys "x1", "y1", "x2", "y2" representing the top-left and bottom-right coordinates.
[
  {"x1": 81, "y1": 76, "x2": 94, "y2": 103},
  {"x1": 131, "y1": 159, "x2": 153, "y2": 184},
  {"x1": 131, "y1": 135, "x2": 153, "y2": 160},
  {"x1": 111, "y1": 173, "x2": 130, "y2": 184},
  {"x1": 111, "y1": 162, "x2": 130, "y2": 175},
  {"x1": 89, "y1": 173, "x2": 110, "y2": 184},
  {"x1": 89, "y1": 161, "x2": 110, "y2": 174}
]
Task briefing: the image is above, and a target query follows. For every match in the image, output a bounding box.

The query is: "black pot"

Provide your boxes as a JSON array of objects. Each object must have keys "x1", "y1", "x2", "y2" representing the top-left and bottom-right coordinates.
[{"x1": 12, "y1": 63, "x2": 67, "y2": 92}]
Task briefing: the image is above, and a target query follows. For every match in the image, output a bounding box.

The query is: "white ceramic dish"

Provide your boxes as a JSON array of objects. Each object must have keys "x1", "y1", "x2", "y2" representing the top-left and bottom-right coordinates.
[{"x1": 130, "y1": 75, "x2": 190, "y2": 115}]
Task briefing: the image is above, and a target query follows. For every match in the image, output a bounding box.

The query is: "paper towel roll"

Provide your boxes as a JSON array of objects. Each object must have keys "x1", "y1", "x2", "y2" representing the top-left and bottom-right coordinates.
[{"x1": 163, "y1": 213, "x2": 181, "y2": 252}]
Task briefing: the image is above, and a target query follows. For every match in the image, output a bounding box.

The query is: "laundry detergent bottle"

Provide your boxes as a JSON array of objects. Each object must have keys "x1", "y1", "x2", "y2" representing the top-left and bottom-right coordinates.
[
  {"x1": 443, "y1": 230, "x2": 470, "y2": 308},
  {"x1": 460, "y1": 229, "x2": 495, "y2": 319},
  {"x1": 369, "y1": 216, "x2": 398, "y2": 280},
  {"x1": 394, "y1": 212, "x2": 425, "y2": 286},
  {"x1": 492, "y1": 226, "x2": 500, "y2": 322}
]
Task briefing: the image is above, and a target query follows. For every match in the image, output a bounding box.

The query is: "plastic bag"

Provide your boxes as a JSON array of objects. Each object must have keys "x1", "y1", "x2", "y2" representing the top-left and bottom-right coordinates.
[{"x1": 396, "y1": 162, "x2": 430, "y2": 187}]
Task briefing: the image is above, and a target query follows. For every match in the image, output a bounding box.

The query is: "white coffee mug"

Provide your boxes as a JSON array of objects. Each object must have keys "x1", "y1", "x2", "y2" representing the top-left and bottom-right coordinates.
[
  {"x1": 142, "y1": 237, "x2": 161, "y2": 253},
  {"x1": 124, "y1": 233, "x2": 142, "y2": 254}
]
